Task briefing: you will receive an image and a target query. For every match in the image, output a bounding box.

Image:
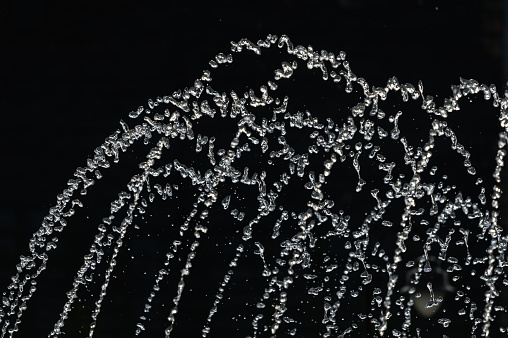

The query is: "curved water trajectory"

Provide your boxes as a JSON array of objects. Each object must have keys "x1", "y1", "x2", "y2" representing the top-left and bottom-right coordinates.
[{"x1": 1, "y1": 34, "x2": 508, "y2": 337}]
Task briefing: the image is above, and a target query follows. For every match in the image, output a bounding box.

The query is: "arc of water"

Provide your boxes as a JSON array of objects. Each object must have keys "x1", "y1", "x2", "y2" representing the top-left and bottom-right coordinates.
[{"x1": 1, "y1": 34, "x2": 508, "y2": 337}]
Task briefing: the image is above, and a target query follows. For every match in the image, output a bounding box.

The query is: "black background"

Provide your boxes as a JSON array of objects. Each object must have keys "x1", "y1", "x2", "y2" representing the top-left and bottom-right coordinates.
[{"x1": 1, "y1": 0, "x2": 507, "y2": 337}]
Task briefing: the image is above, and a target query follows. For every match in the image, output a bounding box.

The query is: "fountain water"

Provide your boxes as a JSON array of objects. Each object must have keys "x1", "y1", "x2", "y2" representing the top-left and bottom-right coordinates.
[{"x1": 1, "y1": 34, "x2": 507, "y2": 337}]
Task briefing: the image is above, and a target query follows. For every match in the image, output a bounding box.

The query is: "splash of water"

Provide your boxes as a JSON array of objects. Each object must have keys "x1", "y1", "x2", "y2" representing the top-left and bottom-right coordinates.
[{"x1": 2, "y1": 34, "x2": 508, "y2": 337}]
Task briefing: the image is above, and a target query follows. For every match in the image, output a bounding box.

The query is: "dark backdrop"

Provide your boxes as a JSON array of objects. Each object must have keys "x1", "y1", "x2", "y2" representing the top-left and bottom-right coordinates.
[{"x1": 0, "y1": 0, "x2": 506, "y2": 337}]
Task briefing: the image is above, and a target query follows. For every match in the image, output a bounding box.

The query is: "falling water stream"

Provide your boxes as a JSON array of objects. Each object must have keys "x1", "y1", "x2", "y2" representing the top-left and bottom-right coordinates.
[{"x1": 1, "y1": 34, "x2": 508, "y2": 337}]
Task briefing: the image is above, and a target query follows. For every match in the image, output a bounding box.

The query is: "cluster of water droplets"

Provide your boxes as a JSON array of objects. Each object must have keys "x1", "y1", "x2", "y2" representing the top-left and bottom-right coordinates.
[{"x1": 2, "y1": 34, "x2": 508, "y2": 337}]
